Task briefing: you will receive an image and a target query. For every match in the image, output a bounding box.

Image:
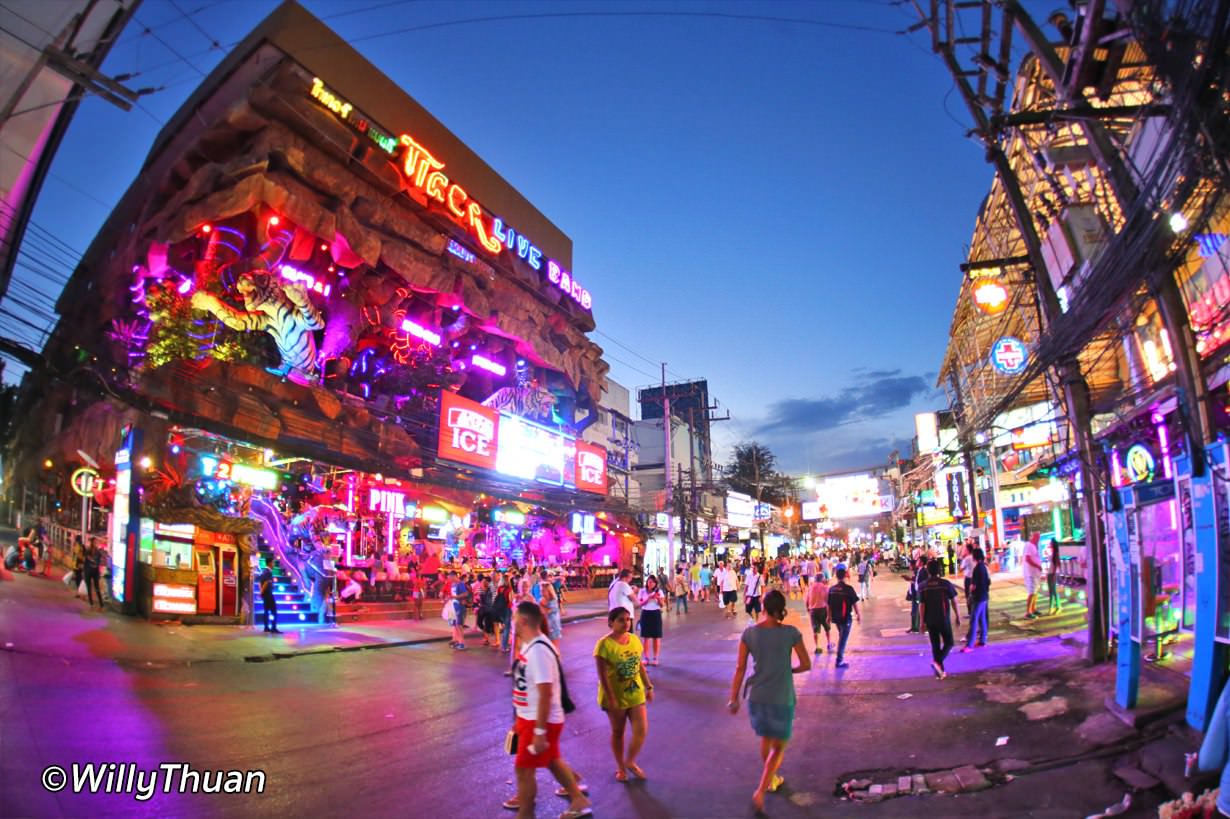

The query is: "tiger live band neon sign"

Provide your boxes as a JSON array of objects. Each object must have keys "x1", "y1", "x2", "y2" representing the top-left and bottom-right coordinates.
[{"x1": 308, "y1": 77, "x2": 592, "y2": 311}]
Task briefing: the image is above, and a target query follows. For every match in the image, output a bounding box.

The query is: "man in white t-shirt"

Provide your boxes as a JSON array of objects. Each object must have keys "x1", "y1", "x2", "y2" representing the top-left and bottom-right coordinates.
[
  {"x1": 719, "y1": 561, "x2": 739, "y2": 617},
  {"x1": 505, "y1": 602, "x2": 589, "y2": 818},
  {"x1": 1021, "y1": 533, "x2": 1043, "y2": 620},
  {"x1": 608, "y1": 568, "x2": 637, "y2": 615}
]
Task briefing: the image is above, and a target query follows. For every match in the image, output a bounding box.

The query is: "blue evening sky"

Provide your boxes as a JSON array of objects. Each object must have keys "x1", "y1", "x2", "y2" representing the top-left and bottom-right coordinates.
[{"x1": 5, "y1": 0, "x2": 1056, "y2": 474}]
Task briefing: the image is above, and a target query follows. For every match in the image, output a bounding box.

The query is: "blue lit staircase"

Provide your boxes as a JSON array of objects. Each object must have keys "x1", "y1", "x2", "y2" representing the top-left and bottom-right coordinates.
[{"x1": 253, "y1": 547, "x2": 332, "y2": 628}]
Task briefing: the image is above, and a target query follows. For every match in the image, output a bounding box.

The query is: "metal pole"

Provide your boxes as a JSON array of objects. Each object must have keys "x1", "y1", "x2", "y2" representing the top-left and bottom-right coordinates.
[{"x1": 662, "y1": 363, "x2": 675, "y2": 574}]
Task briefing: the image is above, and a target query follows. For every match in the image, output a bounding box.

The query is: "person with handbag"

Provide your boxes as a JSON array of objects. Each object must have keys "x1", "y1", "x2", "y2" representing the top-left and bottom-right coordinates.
[{"x1": 503, "y1": 602, "x2": 591, "y2": 819}]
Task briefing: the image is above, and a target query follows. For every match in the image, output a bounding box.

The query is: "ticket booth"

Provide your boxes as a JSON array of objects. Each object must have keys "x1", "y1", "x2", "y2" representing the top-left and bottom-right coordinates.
[{"x1": 195, "y1": 548, "x2": 217, "y2": 614}]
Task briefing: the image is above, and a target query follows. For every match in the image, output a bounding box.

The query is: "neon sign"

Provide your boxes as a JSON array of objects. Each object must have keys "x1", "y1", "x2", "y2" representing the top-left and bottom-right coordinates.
[
  {"x1": 447, "y1": 239, "x2": 477, "y2": 264},
  {"x1": 990, "y1": 336, "x2": 1028, "y2": 375},
  {"x1": 438, "y1": 390, "x2": 499, "y2": 469},
  {"x1": 280, "y1": 265, "x2": 331, "y2": 297},
  {"x1": 472, "y1": 354, "x2": 507, "y2": 376},
  {"x1": 306, "y1": 76, "x2": 592, "y2": 311},
  {"x1": 1124, "y1": 444, "x2": 1156, "y2": 484},
  {"x1": 71, "y1": 467, "x2": 100, "y2": 497},
  {"x1": 401, "y1": 318, "x2": 442, "y2": 346},
  {"x1": 369, "y1": 487, "x2": 409, "y2": 516},
  {"x1": 199, "y1": 456, "x2": 279, "y2": 490}
]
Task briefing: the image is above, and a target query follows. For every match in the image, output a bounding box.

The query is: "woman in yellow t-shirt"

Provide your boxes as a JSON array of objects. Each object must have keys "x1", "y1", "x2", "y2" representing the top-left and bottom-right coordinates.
[{"x1": 594, "y1": 606, "x2": 654, "y2": 782}]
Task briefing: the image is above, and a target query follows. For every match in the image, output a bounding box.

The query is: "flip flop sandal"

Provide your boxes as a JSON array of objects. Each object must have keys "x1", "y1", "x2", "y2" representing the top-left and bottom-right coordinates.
[
  {"x1": 559, "y1": 809, "x2": 593, "y2": 819},
  {"x1": 627, "y1": 763, "x2": 647, "y2": 779},
  {"x1": 615, "y1": 770, "x2": 629, "y2": 782},
  {"x1": 555, "y1": 783, "x2": 590, "y2": 797},
  {"x1": 501, "y1": 797, "x2": 520, "y2": 811}
]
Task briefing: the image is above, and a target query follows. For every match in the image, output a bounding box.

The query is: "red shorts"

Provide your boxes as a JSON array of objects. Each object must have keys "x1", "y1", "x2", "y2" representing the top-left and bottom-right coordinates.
[{"x1": 514, "y1": 717, "x2": 563, "y2": 769}]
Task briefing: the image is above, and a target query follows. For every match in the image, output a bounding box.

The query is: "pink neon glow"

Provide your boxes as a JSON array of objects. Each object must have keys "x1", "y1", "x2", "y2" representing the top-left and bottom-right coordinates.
[
  {"x1": 1111, "y1": 449, "x2": 1123, "y2": 487},
  {"x1": 471, "y1": 354, "x2": 506, "y2": 376},
  {"x1": 344, "y1": 475, "x2": 355, "y2": 564},
  {"x1": 1157, "y1": 421, "x2": 1173, "y2": 479},
  {"x1": 400, "y1": 318, "x2": 441, "y2": 346},
  {"x1": 1169, "y1": 499, "x2": 1178, "y2": 530}
]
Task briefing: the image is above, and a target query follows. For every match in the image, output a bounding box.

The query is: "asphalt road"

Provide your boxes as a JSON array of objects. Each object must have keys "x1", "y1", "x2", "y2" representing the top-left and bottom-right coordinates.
[{"x1": 2, "y1": 573, "x2": 1155, "y2": 819}]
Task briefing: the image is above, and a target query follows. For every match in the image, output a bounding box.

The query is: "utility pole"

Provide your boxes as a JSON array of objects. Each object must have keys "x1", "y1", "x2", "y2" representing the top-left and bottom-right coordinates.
[{"x1": 662, "y1": 362, "x2": 675, "y2": 574}]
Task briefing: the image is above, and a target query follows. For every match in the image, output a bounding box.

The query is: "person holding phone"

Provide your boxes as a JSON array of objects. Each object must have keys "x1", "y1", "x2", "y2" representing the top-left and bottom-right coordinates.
[{"x1": 637, "y1": 575, "x2": 665, "y2": 666}]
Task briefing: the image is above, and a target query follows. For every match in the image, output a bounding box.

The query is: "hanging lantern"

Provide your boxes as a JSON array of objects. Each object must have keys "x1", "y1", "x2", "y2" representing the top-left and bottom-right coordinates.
[{"x1": 972, "y1": 278, "x2": 1010, "y2": 314}]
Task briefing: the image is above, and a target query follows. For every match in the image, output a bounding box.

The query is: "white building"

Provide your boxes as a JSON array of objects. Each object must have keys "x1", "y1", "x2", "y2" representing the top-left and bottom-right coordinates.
[{"x1": 581, "y1": 378, "x2": 639, "y2": 506}]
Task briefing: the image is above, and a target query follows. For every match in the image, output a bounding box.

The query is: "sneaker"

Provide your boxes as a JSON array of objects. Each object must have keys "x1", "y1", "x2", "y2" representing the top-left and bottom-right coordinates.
[{"x1": 835, "y1": 661, "x2": 850, "y2": 668}]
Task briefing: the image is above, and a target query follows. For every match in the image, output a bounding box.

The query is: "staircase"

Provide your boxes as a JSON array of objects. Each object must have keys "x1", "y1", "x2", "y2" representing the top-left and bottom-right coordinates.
[{"x1": 253, "y1": 546, "x2": 332, "y2": 628}]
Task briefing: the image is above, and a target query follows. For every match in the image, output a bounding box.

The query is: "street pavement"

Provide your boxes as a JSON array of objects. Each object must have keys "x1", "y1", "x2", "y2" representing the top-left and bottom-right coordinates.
[{"x1": 1, "y1": 563, "x2": 1190, "y2": 818}]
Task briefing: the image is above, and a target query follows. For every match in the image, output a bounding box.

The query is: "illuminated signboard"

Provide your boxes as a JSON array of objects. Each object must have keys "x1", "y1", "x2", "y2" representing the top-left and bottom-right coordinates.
[
  {"x1": 152, "y1": 583, "x2": 197, "y2": 614},
  {"x1": 369, "y1": 488, "x2": 409, "y2": 516},
  {"x1": 575, "y1": 442, "x2": 609, "y2": 494},
  {"x1": 71, "y1": 467, "x2": 100, "y2": 497},
  {"x1": 497, "y1": 413, "x2": 567, "y2": 486},
  {"x1": 438, "y1": 390, "x2": 499, "y2": 470},
  {"x1": 307, "y1": 75, "x2": 592, "y2": 311},
  {"x1": 815, "y1": 474, "x2": 884, "y2": 519},
  {"x1": 801, "y1": 501, "x2": 822, "y2": 521},
  {"x1": 437, "y1": 391, "x2": 608, "y2": 493},
  {"x1": 726, "y1": 492, "x2": 755, "y2": 528},
  {"x1": 571, "y1": 512, "x2": 596, "y2": 534},
  {"x1": 990, "y1": 336, "x2": 1028, "y2": 375},
  {"x1": 1011, "y1": 424, "x2": 1054, "y2": 451},
  {"x1": 199, "y1": 456, "x2": 279, "y2": 490}
]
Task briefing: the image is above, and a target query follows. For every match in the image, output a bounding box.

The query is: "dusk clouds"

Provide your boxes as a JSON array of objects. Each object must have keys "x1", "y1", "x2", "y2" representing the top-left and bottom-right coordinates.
[{"x1": 756, "y1": 369, "x2": 935, "y2": 435}]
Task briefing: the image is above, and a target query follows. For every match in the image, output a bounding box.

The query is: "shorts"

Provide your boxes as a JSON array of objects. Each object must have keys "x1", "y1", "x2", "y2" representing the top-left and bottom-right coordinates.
[
  {"x1": 789, "y1": 577, "x2": 800, "y2": 588},
  {"x1": 723, "y1": 590, "x2": 738, "y2": 605},
  {"x1": 809, "y1": 608, "x2": 829, "y2": 631},
  {"x1": 547, "y1": 610, "x2": 562, "y2": 641},
  {"x1": 748, "y1": 701, "x2": 795, "y2": 740},
  {"x1": 745, "y1": 596, "x2": 761, "y2": 615},
  {"x1": 514, "y1": 717, "x2": 563, "y2": 768},
  {"x1": 691, "y1": 581, "x2": 701, "y2": 593},
  {"x1": 1024, "y1": 574, "x2": 1039, "y2": 595}
]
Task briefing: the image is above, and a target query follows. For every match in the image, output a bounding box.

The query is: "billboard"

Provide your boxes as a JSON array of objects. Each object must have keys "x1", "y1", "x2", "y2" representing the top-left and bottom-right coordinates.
[
  {"x1": 437, "y1": 391, "x2": 607, "y2": 493},
  {"x1": 814, "y1": 474, "x2": 884, "y2": 519},
  {"x1": 801, "y1": 501, "x2": 823, "y2": 521},
  {"x1": 726, "y1": 492, "x2": 754, "y2": 527}
]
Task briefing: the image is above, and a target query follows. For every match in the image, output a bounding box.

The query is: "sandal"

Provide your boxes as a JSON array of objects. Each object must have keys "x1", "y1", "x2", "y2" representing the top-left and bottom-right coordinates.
[
  {"x1": 615, "y1": 769, "x2": 628, "y2": 782},
  {"x1": 555, "y1": 783, "x2": 590, "y2": 797},
  {"x1": 768, "y1": 774, "x2": 785, "y2": 792},
  {"x1": 501, "y1": 796, "x2": 520, "y2": 811},
  {"x1": 627, "y1": 762, "x2": 647, "y2": 779},
  {"x1": 559, "y1": 808, "x2": 593, "y2": 819}
]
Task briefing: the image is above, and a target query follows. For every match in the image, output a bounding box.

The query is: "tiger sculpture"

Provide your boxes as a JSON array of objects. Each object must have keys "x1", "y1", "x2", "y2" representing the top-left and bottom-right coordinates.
[{"x1": 191, "y1": 271, "x2": 325, "y2": 378}]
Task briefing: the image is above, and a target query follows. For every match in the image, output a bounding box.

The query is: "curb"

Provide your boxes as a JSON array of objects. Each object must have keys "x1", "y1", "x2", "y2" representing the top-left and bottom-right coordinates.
[{"x1": 240, "y1": 609, "x2": 606, "y2": 663}]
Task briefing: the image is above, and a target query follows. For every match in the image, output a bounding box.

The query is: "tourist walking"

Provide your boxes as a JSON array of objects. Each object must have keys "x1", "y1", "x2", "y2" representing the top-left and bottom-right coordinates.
[
  {"x1": 1046, "y1": 538, "x2": 1062, "y2": 615},
  {"x1": 83, "y1": 543, "x2": 104, "y2": 609},
  {"x1": 504, "y1": 602, "x2": 591, "y2": 819},
  {"x1": 719, "y1": 561, "x2": 739, "y2": 617},
  {"x1": 607, "y1": 568, "x2": 637, "y2": 615},
  {"x1": 540, "y1": 569, "x2": 563, "y2": 646},
  {"x1": 919, "y1": 559, "x2": 961, "y2": 679},
  {"x1": 698, "y1": 562, "x2": 712, "y2": 602},
  {"x1": 638, "y1": 575, "x2": 665, "y2": 665},
  {"x1": 961, "y1": 547, "x2": 991, "y2": 652},
  {"x1": 727, "y1": 590, "x2": 810, "y2": 812},
  {"x1": 672, "y1": 569, "x2": 689, "y2": 615},
  {"x1": 594, "y1": 606, "x2": 653, "y2": 782},
  {"x1": 743, "y1": 562, "x2": 764, "y2": 622},
  {"x1": 857, "y1": 553, "x2": 874, "y2": 600},
  {"x1": 827, "y1": 568, "x2": 861, "y2": 668},
  {"x1": 258, "y1": 565, "x2": 281, "y2": 633},
  {"x1": 907, "y1": 557, "x2": 928, "y2": 633},
  {"x1": 806, "y1": 571, "x2": 832, "y2": 654},
  {"x1": 1022, "y1": 532, "x2": 1043, "y2": 619},
  {"x1": 494, "y1": 575, "x2": 513, "y2": 653}
]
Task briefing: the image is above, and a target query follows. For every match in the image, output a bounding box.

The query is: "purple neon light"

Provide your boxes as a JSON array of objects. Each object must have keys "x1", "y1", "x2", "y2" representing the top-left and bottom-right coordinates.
[
  {"x1": 400, "y1": 318, "x2": 442, "y2": 346},
  {"x1": 1156, "y1": 420, "x2": 1173, "y2": 479},
  {"x1": 1111, "y1": 448, "x2": 1123, "y2": 487},
  {"x1": 471, "y1": 354, "x2": 506, "y2": 376}
]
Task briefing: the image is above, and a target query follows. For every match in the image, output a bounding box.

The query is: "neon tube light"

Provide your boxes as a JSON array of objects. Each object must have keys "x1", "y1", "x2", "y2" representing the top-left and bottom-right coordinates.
[
  {"x1": 1156, "y1": 421, "x2": 1173, "y2": 479},
  {"x1": 400, "y1": 318, "x2": 442, "y2": 346},
  {"x1": 1111, "y1": 448, "x2": 1123, "y2": 487},
  {"x1": 472, "y1": 354, "x2": 506, "y2": 376}
]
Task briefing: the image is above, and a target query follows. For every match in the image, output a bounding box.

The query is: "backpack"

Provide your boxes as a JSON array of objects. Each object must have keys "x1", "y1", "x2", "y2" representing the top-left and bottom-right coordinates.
[
  {"x1": 528, "y1": 640, "x2": 576, "y2": 714},
  {"x1": 828, "y1": 583, "x2": 853, "y2": 622}
]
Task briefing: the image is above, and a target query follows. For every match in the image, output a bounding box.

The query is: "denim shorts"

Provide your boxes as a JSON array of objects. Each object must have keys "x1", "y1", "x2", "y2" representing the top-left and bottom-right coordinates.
[{"x1": 748, "y1": 701, "x2": 795, "y2": 741}]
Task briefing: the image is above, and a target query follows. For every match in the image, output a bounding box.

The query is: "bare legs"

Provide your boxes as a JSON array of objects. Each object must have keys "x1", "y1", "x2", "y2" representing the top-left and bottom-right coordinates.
[
  {"x1": 753, "y1": 737, "x2": 788, "y2": 810},
  {"x1": 645, "y1": 637, "x2": 661, "y2": 664},
  {"x1": 606, "y1": 705, "x2": 649, "y2": 780},
  {"x1": 514, "y1": 758, "x2": 589, "y2": 818}
]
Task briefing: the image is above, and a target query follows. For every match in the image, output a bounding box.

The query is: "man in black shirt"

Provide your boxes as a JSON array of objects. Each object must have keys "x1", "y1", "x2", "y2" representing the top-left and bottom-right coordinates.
[
  {"x1": 908, "y1": 557, "x2": 928, "y2": 633},
  {"x1": 961, "y1": 547, "x2": 991, "y2": 651},
  {"x1": 919, "y1": 559, "x2": 960, "y2": 679},
  {"x1": 827, "y1": 567, "x2": 862, "y2": 669},
  {"x1": 259, "y1": 566, "x2": 281, "y2": 633}
]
